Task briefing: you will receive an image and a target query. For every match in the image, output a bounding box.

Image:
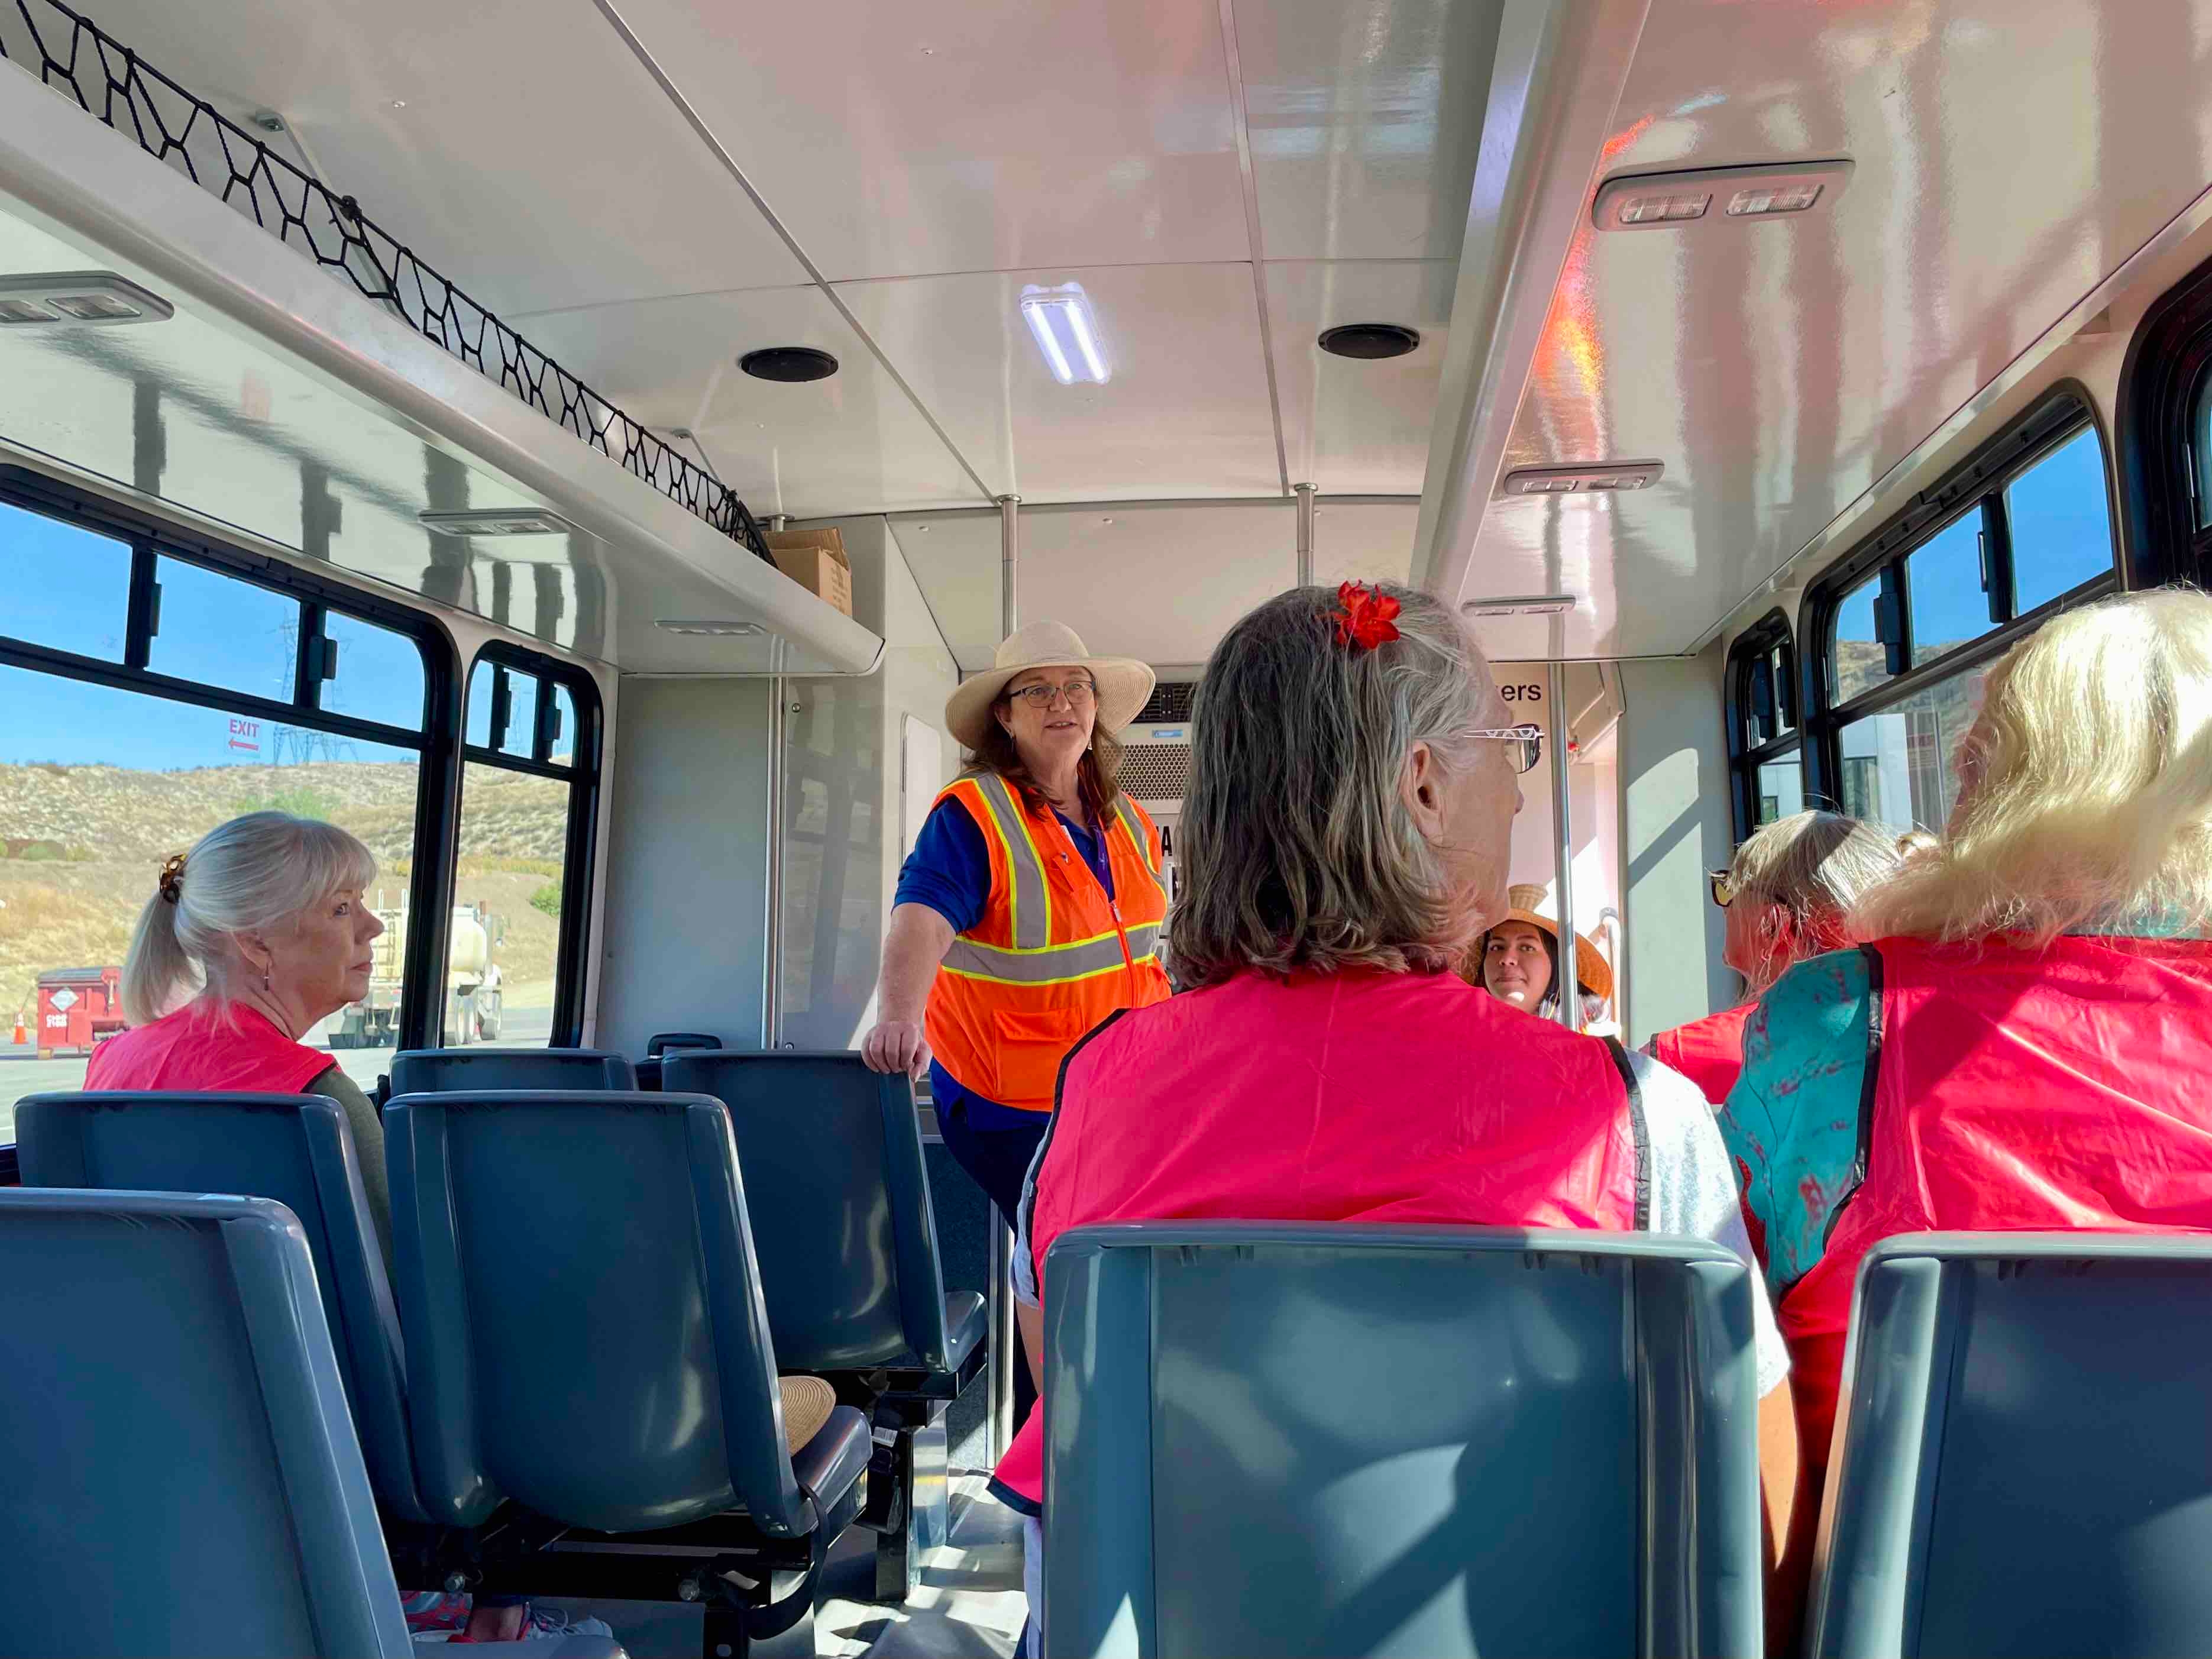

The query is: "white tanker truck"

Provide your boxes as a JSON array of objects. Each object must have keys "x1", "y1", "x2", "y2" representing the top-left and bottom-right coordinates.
[{"x1": 331, "y1": 897, "x2": 505, "y2": 1047}]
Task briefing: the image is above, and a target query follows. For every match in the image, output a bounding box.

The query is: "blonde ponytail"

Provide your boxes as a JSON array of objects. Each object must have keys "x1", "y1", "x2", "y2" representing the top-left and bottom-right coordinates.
[{"x1": 118, "y1": 811, "x2": 377, "y2": 1026}]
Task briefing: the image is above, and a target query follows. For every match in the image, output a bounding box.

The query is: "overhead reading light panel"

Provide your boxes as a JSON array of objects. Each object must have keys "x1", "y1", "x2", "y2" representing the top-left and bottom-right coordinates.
[
  {"x1": 1464, "y1": 595, "x2": 1577, "y2": 617},
  {"x1": 655, "y1": 619, "x2": 765, "y2": 636},
  {"x1": 1593, "y1": 161, "x2": 1853, "y2": 232},
  {"x1": 1499, "y1": 461, "x2": 1662, "y2": 497},
  {"x1": 0, "y1": 270, "x2": 172, "y2": 325},
  {"x1": 418, "y1": 507, "x2": 575, "y2": 537}
]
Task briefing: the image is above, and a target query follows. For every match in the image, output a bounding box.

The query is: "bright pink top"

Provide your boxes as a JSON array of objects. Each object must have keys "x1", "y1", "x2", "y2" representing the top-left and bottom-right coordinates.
[
  {"x1": 85, "y1": 998, "x2": 334, "y2": 1095},
  {"x1": 992, "y1": 968, "x2": 1644, "y2": 1507}
]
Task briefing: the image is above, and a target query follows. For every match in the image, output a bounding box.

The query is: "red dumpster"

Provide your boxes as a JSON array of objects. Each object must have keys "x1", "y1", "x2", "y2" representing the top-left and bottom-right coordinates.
[{"x1": 36, "y1": 966, "x2": 125, "y2": 1060}]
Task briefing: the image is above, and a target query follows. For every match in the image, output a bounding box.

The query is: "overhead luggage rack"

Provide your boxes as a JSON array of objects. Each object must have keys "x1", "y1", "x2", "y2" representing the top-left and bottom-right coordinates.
[{"x1": 0, "y1": 0, "x2": 773, "y2": 565}]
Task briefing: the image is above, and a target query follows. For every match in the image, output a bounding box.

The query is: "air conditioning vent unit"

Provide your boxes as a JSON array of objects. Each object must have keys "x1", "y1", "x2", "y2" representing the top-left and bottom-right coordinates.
[{"x1": 1121, "y1": 699, "x2": 1195, "y2": 907}]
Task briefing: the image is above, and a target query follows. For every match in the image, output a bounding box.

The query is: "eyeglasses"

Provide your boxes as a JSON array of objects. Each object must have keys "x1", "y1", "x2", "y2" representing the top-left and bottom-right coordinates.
[
  {"x1": 1005, "y1": 678, "x2": 1097, "y2": 709},
  {"x1": 1709, "y1": 870, "x2": 1737, "y2": 908},
  {"x1": 1471, "y1": 724, "x2": 1545, "y2": 775}
]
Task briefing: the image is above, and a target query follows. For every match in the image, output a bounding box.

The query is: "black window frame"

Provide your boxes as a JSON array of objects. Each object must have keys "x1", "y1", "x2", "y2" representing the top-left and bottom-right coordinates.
[
  {"x1": 2119, "y1": 245, "x2": 2212, "y2": 592},
  {"x1": 456, "y1": 641, "x2": 603, "y2": 1046},
  {"x1": 0, "y1": 464, "x2": 464, "y2": 1052},
  {"x1": 1801, "y1": 386, "x2": 2123, "y2": 807},
  {"x1": 1724, "y1": 609, "x2": 1800, "y2": 842}
]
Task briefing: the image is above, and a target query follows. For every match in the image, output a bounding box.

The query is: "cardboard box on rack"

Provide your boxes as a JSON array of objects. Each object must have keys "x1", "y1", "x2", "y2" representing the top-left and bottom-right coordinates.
[{"x1": 764, "y1": 528, "x2": 854, "y2": 618}]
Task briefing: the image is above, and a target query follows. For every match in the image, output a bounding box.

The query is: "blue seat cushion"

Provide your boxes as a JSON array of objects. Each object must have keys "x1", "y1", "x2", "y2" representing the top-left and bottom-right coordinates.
[
  {"x1": 792, "y1": 1404, "x2": 871, "y2": 1511},
  {"x1": 942, "y1": 1292, "x2": 985, "y2": 1372}
]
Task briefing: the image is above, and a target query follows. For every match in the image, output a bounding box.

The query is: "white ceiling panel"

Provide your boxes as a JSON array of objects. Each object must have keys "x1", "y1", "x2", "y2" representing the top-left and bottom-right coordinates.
[
  {"x1": 1231, "y1": 0, "x2": 1502, "y2": 261},
  {"x1": 1470, "y1": 0, "x2": 2212, "y2": 657},
  {"x1": 606, "y1": 0, "x2": 1251, "y2": 281},
  {"x1": 893, "y1": 499, "x2": 1299, "y2": 671},
  {"x1": 1311, "y1": 498, "x2": 1420, "y2": 588},
  {"x1": 841, "y1": 263, "x2": 1283, "y2": 503},
  {"x1": 48, "y1": 0, "x2": 806, "y2": 316},
  {"x1": 1269, "y1": 259, "x2": 1455, "y2": 494},
  {"x1": 507, "y1": 287, "x2": 981, "y2": 519}
]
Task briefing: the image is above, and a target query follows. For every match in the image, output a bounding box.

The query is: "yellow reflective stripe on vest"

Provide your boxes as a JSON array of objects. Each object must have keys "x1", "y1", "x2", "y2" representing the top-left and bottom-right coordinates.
[
  {"x1": 942, "y1": 926, "x2": 1160, "y2": 986},
  {"x1": 970, "y1": 774, "x2": 1052, "y2": 950},
  {"x1": 1111, "y1": 798, "x2": 1169, "y2": 905}
]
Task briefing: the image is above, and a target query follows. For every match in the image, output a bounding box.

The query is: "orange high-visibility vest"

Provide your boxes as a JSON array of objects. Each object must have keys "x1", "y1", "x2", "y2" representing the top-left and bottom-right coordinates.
[{"x1": 924, "y1": 772, "x2": 1172, "y2": 1112}]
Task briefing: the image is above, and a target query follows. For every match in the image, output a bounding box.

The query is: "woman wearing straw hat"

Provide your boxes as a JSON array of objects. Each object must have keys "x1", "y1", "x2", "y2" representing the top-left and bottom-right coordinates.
[
  {"x1": 1470, "y1": 883, "x2": 1614, "y2": 1027},
  {"x1": 863, "y1": 620, "x2": 1172, "y2": 1237}
]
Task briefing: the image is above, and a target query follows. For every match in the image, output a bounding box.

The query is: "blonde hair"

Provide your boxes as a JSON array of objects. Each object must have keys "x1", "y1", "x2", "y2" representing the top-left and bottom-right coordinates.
[
  {"x1": 1731, "y1": 810, "x2": 1901, "y2": 953},
  {"x1": 1851, "y1": 587, "x2": 2212, "y2": 946},
  {"x1": 1169, "y1": 583, "x2": 1498, "y2": 987},
  {"x1": 122, "y1": 811, "x2": 377, "y2": 1023}
]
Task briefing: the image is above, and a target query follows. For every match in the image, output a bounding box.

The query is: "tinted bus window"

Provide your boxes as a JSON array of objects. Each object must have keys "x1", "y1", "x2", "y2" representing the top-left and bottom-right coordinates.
[
  {"x1": 1906, "y1": 511, "x2": 1994, "y2": 667},
  {"x1": 1835, "y1": 664, "x2": 1990, "y2": 834},
  {"x1": 147, "y1": 555, "x2": 297, "y2": 700},
  {"x1": 1832, "y1": 578, "x2": 1892, "y2": 703},
  {"x1": 0, "y1": 500, "x2": 131, "y2": 662},
  {"x1": 321, "y1": 611, "x2": 428, "y2": 729},
  {"x1": 2008, "y1": 428, "x2": 2116, "y2": 615}
]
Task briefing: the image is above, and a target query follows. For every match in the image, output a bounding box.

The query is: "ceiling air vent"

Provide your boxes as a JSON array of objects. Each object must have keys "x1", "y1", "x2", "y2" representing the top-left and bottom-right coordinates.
[
  {"x1": 740, "y1": 347, "x2": 839, "y2": 383},
  {"x1": 1134, "y1": 681, "x2": 1196, "y2": 724},
  {"x1": 418, "y1": 507, "x2": 576, "y2": 537},
  {"x1": 1120, "y1": 742, "x2": 1192, "y2": 804},
  {"x1": 655, "y1": 619, "x2": 765, "y2": 637},
  {"x1": 1318, "y1": 323, "x2": 1421, "y2": 360},
  {"x1": 1499, "y1": 462, "x2": 1661, "y2": 498}
]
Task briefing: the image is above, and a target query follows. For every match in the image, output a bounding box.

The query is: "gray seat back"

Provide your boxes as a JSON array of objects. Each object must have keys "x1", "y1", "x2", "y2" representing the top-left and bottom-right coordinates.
[
  {"x1": 1043, "y1": 1223, "x2": 1764, "y2": 1659},
  {"x1": 15, "y1": 1090, "x2": 431, "y2": 1522},
  {"x1": 0, "y1": 1189, "x2": 412, "y2": 1657},
  {"x1": 389, "y1": 1047, "x2": 637, "y2": 1094},
  {"x1": 385, "y1": 1089, "x2": 809, "y2": 1535},
  {"x1": 1809, "y1": 1232, "x2": 2212, "y2": 1658},
  {"x1": 665, "y1": 1050, "x2": 955, "y2": 1372}
]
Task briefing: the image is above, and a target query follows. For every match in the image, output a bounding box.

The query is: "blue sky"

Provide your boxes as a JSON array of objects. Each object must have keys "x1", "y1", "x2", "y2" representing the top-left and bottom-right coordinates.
[{"x1": 1, "y1": 500, "x2": 426, "y2": 772}]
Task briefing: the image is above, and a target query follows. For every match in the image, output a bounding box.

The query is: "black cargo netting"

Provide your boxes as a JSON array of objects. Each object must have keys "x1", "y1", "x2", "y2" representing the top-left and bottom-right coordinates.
[{"x1": 0, "y1": 0, "x2": 771, "y2": 561}]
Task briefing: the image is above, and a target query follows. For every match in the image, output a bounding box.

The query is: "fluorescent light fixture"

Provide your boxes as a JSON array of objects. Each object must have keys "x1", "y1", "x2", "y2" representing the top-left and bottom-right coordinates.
[
  {"x1": 655, "y1": 619, "x2": 765, "y2": 636},
  {"x1": 1499, "y1": 461, "x2": 1663, "y2": 497},
  {"x1": 1020, "y1": 283, "x2": 1110, "y2": 385},
  {"x1": 1463, "y1": 595, "x2": 1578, "y2": 617},
  {"x1": 0, "y1": 271, "x2": 173, "y2": 326},
  {"x1": 1594, "y1": 161, "x2": 1852, "y2": 232},
  {"x1": 417, "y1": 507, "x2": 575, "y2": 536}
]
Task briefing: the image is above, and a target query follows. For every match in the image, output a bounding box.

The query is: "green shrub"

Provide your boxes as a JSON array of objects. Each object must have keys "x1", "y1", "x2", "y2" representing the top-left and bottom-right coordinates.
[
  {"x1": 230, "y1": 785, "x2": 335, "y2": 821},
  {"x1": 529, "y1": 882, "x2": 561, "y2": 919}
]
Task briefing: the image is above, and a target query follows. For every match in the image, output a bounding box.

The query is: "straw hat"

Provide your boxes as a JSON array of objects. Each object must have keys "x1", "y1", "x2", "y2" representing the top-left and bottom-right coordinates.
[
  {"x1": 1489, "y1": 883, "x2": 1613, "y2": 1002},
  {"x1": 945, "y1": 620, "x2": 1154, "y2": 752}
]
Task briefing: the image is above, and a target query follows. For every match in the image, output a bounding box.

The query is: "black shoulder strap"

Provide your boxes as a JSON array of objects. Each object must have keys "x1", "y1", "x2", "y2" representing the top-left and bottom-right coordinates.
[
  {"x1": 1602, "y1": 1036, "x2": 1652, "y2": 1232},
  {"x1": 1013, "y1": 1006, "x2": 1133, "y2": 1246},
  {"x1": 1821, "y1": 945, "x2": 1887, "y2": 1247}
]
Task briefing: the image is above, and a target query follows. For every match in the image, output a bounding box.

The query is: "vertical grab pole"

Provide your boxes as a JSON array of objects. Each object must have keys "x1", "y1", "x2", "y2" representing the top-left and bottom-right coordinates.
[
  {"x1": 998, "y1": 494, "x2": 1021, "y2": 638},
  {"x1": 1294, "y1": 482, "x2": 1316, "y2": 587},
  {"x1": 762, "y1": 513, "x2": 790, "y2": 1050},
  {"x1": 1548, "y1": 661, "x2": 1579, "y2": 1030},
  {"x1": 990, "y1": 492, "x2": 1021, "y2": 1462}
]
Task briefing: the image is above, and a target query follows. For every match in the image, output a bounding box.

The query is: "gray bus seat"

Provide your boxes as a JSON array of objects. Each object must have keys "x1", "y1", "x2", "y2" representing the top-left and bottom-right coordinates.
[
  {"x1": 14, "y1": 1089, "x2": 447, "y2": 1525},
  {"x1": 1808, "y1": 1232, "x2": 2212, "y2": 1658},
  {"x1": 1042, "y1": 1223, "x2": 1766, "y2": 1659},
  {"x1": 638, "y1": 1031, "x2": 723, "y2": 1091},
  {"x1": 384, "y1": 1089, "x2": 871, "y2": 1655},
  {"x1": 0, "y1": 1189, "x2": 622, "y2": 1659},
  {"x1": 389, "y1": 1047, "x2": 637, "y2": 1094},
  {"x1": 665, "y1": 1049, "x2": 987, "y2": 1601}
]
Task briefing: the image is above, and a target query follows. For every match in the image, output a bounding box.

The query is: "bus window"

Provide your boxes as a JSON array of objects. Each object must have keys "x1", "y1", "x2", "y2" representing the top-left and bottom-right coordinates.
[
  {"x1": 449, "y1": 652, "x2": 599, "y2": 1049},
  {"x1": 1832, "y1": 575, "x2": 1894, "y2": 703},
  {"x1": 1906, "y1": 510, "x2": 1994, "y2": 667},
  {"x1": 146, "y1": 554, "x2": 298, "y2": 702},
  {"x1": 2009, "y1": 429, "x2": 2117, "y2": 615},
  {"x1": 1835, "y1": 665, "x2": 1990, "y2": 833},
  {"x1": 1728, "y1": 611, "x2": 1802, "y2": 838},
  {"x1": 0, "y1": 499, "x2": 130, "y2": 662},
  {"x1": 0, "y1": 493, "x2": 447, "y2": 1134}
]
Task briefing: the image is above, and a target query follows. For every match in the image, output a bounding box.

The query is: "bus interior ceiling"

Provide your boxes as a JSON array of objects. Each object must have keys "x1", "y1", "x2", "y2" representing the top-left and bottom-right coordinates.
[{"x1": 4, "y1": 0, "x2": 2212, "y2": 1651}]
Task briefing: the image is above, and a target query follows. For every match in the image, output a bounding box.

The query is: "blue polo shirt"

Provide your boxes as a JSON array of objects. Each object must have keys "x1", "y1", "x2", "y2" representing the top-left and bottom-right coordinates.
[{"x1": 895, "y1": 794, "x2": 1114, "y2": 1130}]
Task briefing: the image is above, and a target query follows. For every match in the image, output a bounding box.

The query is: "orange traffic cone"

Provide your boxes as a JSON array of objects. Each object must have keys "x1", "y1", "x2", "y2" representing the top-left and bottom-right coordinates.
[{"x1": 11, "y1": 1015, "x2": 24, "y2": 1046}]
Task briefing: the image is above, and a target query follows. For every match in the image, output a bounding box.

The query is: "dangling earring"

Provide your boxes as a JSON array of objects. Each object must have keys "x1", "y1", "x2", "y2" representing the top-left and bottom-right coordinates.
[{"x1": 261, "y1": 966, "x2": 272, "y2": 993}]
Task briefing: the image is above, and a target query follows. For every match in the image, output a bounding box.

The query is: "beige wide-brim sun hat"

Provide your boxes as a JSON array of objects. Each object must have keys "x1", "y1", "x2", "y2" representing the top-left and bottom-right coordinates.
[
  {"x1": 945, "y1": 620, "x2": 1155, "y2": 752},
  {"x1": 1491, "y1": 882, "x2": 1615, "y2": 1003}
]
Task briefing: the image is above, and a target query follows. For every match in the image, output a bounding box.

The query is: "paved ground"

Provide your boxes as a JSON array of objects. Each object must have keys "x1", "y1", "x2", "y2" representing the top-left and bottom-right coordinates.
[{"x1": 0, "y1": 1001, "x2": 554, "y2": 1140}]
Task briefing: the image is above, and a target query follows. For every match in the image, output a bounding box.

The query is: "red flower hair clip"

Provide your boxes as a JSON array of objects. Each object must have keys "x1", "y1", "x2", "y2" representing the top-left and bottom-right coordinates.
[{"x1": 1333, "y1": 581, "x2": 1402, "y2": 651}]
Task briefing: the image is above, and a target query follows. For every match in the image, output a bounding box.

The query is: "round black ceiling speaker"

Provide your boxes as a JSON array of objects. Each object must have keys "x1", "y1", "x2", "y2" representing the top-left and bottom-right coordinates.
[
  {"x1": 739, "y1": 346, "x2": 839, "y2": 383},
  {"x1": 1317, "y1": 323, "x2": 1421, "y2": 361}
]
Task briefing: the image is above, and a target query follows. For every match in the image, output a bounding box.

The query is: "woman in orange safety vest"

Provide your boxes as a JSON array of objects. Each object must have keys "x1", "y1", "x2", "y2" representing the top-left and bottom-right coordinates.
[{"x1": 861, "y1": 621, "x2": 1172, "y2": 1357}]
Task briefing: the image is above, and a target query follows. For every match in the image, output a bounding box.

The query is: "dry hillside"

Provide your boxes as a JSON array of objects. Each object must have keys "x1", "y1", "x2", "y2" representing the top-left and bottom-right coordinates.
[{"x1": 0, "y1": 759, "x2": 571, "y2": 1023}]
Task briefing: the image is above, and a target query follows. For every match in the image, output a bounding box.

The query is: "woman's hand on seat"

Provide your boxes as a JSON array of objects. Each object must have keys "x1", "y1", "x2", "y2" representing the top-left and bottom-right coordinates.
[{"x1": 862, "y1": 1020, "x2": 930, "y2": 1078}]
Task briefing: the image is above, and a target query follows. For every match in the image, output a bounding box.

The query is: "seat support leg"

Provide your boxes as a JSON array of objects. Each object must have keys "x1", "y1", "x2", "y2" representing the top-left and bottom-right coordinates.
[{"x1": 867, "y1": 1413, "x2": 949, "y2": 1602}]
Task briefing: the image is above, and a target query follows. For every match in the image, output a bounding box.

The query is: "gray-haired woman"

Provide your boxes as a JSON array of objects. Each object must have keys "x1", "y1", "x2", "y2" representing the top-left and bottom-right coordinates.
[
  {"x1": 1647, "y1": 810, "x2": 1901, "y2": 1107},
  {"x1": 88, "y1": 810, "x2": 393, "y2": 1246},
  {"x1": 991, "y1": 582, "x2": 1802, "y2": 1640}
]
